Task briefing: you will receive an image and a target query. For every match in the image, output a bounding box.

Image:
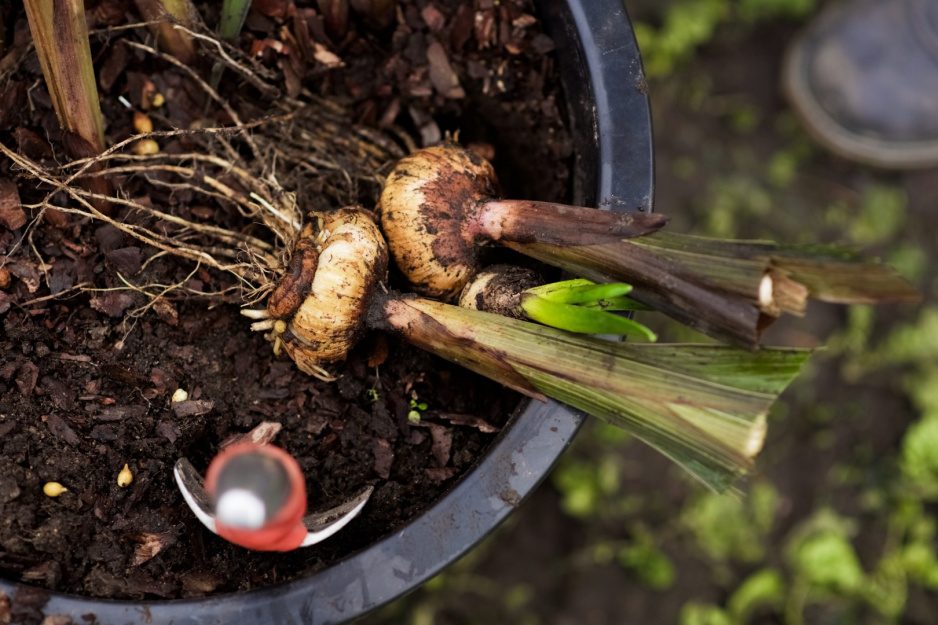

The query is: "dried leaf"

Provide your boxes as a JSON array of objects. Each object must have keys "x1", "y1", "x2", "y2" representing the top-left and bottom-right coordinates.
[
  {"x1": 435, "y1": 411, "x2": 499, "y2": 433},
  {"x1": 313, "y1": 42, "x2": 343, "y2": 67},
  {"x1": 13, "y1": 128, "x2": 53, "y2": 160},
  {"x1": 219, "y1": 421, "x2": 282, "y2": 449},
  {"x1": 90, "y1": 292, "x2": 135, "y2": 317},
  {"x1": 426, "y1": 423, "x2": 452, "y2": 466},
  {"x1": 172, "y1": 400, "x2": 214, "y2": 418},
  {"x1": 156, "y1": 421, "x2": 181, "y2": 443},
  {"x1": 45, "y1": 414, "x2": 80, "y2": 446},
  {"x1": 132, "y1": 532, "x2": 173, "y2": 566},
  {"x1": 95, "y1": 405, "x2": 147, "y2": 421},
  {"x1": 41, "y1": 377, "x2": 76, "y2": 410},
  {"x1": 105, "y1": 247, "x2": 142, "y2": 276},
  {"x1": 0, "y1": 179, "x2": 25, "y2": 230},
  {"x1": 373, "y1": 438, "x2": 393, "y2": 479},
  {"x1": 15, "y1": 362, "x2": 39, "y2": 396},
  {"x1": 152, "y1": 298, "x2": 179, "y2": 326},
  {"x1": 7, "y1": 260, "x2": 40, "y2": 293}
]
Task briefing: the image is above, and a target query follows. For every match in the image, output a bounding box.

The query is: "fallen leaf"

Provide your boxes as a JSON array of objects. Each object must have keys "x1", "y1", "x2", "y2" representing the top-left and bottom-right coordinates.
[
  {"x1": 426, "y1": 423, "x2": 453, "y2": 466},
  {"x1": 152, "y1": 298, "x2": 179, "y2": 326},
  {"x1": 373, "y1": 439, "x2": 394, "y2": 479},
  {"x1": 219, "y1": 421, "x2": 282, "y2": 449},
  {"x1": 105, "y1": 247, "x2": 142, "y2": 276},
  {"x1": 89, "y1": 292, "x2": 135, "y2": 317},
  {"x1": 15, "y1": 361, "x2": 38, "y2": 396},
  {"x1": 156, "y1": 421, "x2": 181, "y2": 443},
  {"x1": 45, "y1": 414, "x2": 81, "y2": 446},
  {"x1": 434, "y1": 411, "x2": 500, "y2": 433},
  {"x1": 172, "y1": 400, "x2": 214, "y2": 418},
  {"x1": 313, "y1": 42, "x2": 343, "y2": 67},
  {"x1": 7, "y1": 260, "x2": 40, "y2": 292},
  {"x1": 132, "y1": 532, "x2": 173, "y2": 566}
]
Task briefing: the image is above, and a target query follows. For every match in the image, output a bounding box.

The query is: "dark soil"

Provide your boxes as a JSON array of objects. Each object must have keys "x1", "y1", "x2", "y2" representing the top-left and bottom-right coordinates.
[{"x1": 0, "y1": 0, "x2": 571, "y2": 599}]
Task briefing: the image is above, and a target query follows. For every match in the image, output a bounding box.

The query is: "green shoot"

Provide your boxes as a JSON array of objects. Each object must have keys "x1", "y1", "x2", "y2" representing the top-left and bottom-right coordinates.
[
  {"x1": 526, "y1": 279, "x2": 634, "y2": 304},
  {"x1": 218, "y1": 0, "x2": 252, "y2": 39},
  {"x1": 408, "y1": 396, "x2": 428, "y2": 423},
  {"x1": 521, "y1": 279, "x2": 657, "y2": 341},
  {"x1": 210, "y1": 0, "x2": 252, "y2": 90}
]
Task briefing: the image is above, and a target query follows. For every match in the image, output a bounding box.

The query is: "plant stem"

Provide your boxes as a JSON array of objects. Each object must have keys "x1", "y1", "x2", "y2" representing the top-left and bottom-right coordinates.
[
  {"x1": 372, "y1": 293, "x2": 811, "y2": 492},
  {"x1": 133, "y1": 0, "x2": 196, "y2": 64},
  {"x1": 210, "y1": 0, "x2": 252, "y2": 91},
  {"x1": 473, "y1": 200, "x2": 669, "y2": 246},
  {"x1": 24, "y1": 0, "x2": 105, "y2": 154},
  {"x1": 508, "y1": 230, "x2": 919, "y2": 348}
]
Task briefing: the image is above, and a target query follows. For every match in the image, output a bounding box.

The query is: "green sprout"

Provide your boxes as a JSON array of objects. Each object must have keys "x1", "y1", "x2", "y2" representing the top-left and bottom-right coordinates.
[
  {"x1": 210, "y1": 0, "x2": 253, "y2": 90},
  {"x1": 365, "y1": 388, "x2": 380, "y2": 403},
  {"x1": 408, "y1": 396, "x2": 428, "y2": 424},
  {"x1": 521, "y1": 279, "x2": 657, "y2": 341}
]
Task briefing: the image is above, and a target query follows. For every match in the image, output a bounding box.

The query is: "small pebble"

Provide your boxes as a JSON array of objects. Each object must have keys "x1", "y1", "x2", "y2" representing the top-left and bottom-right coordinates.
[{"x1": 172, "y1": 388, "x2": 189, "y2": 403}]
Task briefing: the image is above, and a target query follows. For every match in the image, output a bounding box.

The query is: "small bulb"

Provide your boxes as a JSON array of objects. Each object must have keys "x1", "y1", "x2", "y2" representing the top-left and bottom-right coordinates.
[
  {"x1": 118, "y1": 464, "x2": 134, "y2": 487},
  {"x1": 172, "y1": 388, "x2": 189, "y2": 403},
  {"x1": 43, "y1": 482, "x2": 68, "y2": 497},
  {"x1": 133, "y1": 111, "x2": 153, "y2": 134},
  {"x1": 132, "y1": 139, "x2": 160, "y2": 156}
]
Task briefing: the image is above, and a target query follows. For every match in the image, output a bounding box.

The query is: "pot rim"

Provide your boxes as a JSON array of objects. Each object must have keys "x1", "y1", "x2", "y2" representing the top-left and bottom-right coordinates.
[{"x1": 0, "y1": 1, "x2": 654, "y2": 622}]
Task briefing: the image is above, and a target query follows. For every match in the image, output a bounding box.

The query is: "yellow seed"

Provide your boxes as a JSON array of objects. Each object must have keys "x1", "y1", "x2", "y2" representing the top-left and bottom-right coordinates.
[
  {"x1": 43, "y1": 482, "x2": 68, "y2": 497},
  {"x1": 132, "y1": 139, "x2": 160, "y2": 156},
  {"x1": 133, "y1": 111, "x2": 153, "y2": 134},
  {"x1": 151, "y1": 92, "x2": 165, "y2": 108},
  {"x1": 171, "y1": 388, "x2": 188, "y2": 403},
  {"x1": 118, "y1": 464, "x2": 133, "y2": 487}
]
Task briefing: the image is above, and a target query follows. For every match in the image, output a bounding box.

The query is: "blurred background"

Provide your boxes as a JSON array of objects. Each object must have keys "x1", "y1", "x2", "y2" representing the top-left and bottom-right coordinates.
[{"x1": 362, "y1": 1, "x2": 938, "y2": 623}]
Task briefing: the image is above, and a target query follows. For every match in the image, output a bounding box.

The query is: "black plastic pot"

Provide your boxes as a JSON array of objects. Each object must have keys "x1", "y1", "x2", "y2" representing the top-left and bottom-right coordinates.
[{"x1": 1, "y1": 1, "x2": 654, "y2": 622}]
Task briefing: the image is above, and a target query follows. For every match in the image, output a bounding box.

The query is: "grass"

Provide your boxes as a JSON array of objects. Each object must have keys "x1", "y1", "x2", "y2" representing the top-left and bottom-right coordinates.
[{"x1": 361, "y1": 1, "x2": 935, "y2": 623}]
